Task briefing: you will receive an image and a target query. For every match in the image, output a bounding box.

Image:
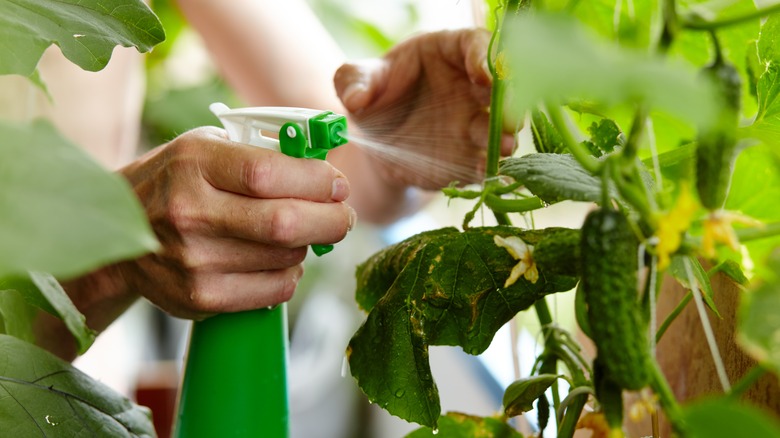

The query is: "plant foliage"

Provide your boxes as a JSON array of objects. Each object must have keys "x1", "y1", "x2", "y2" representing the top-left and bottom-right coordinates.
[{"x1": 348, "y1": 1, "x2": 780, "y2": 437}]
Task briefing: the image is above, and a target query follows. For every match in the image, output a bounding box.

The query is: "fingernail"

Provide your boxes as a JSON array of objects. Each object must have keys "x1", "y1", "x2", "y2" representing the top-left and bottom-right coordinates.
[
  {"x1": 348, "y1": 205, "x2": 357, "y2": 231},
  {"x1": 332, "y1": 175, "x2": 350, "y2": 201},
  {"x1": 341, "y1": 82, "x2": 368, "y2": 110}
]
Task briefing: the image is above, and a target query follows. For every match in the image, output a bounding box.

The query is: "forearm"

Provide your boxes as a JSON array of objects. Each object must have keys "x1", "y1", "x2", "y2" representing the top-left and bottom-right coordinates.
[{"x1": 175, "y1": 0, "x2": 344, "y2": 109}]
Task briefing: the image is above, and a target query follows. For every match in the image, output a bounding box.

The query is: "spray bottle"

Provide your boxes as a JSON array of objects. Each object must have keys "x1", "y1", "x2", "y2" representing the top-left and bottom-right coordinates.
[{"x1": 173, "y1": 103, "x2": 348, "y2": 437}]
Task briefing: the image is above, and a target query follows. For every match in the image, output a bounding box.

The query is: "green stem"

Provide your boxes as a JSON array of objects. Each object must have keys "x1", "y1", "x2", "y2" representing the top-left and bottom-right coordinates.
[
  {"x1": 623, "y1": 107, "x2": 648, "y2": 163},
  {"x1": 659, "y1": 0, "x2": 678, "y2": 53},
  {"x1": 656, "y1": 291, "x2": 692, "y2": 343},
  {"x1": 728, "y1": 365, "x2": 768, "y2": 402},
  {"x1": 486, "y1": 79, "x2": 507, "y2": 179},
  {"x1": 736, "y1": 222, "x2": 780, "y2": 243},
  {"x1": 556, "y1": 387, "x2": 591, "y2": 438},
  {"x1": 545, "y1": 104, "x2": 601, "y2": 174},
  {"x1": 649, "y1": 360, "x2": 686, "y2": 435},
  {"x1": 485, "y1": 195, "x2": 545, "y2": 213},
  {"x1": 610, "y1": 161, "x2": 655, "y2": 224},
  {"x1": 683, "y1": 3, "x2": 780, "y2": 31}
]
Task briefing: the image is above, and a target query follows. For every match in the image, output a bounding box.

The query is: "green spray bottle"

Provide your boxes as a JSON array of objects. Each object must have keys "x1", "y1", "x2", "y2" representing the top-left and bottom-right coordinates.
[{"x1": 173, "y1": 103, "x2": 348, "y2": 437}]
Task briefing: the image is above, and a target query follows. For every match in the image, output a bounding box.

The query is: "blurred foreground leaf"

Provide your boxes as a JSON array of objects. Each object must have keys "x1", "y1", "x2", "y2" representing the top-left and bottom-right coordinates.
[
  {"x1": 684, "y1": 397, "x2": 780, "y2": 438},
  {"x1": 0, "y1": 120, "x2": 159, "y2": 280},
  {"x1": 0, "y1": 335, "x2": 155, "y2": 436},
  {"x1": 348, "y1": 226, "x2": 578, "y2": 427},
  {"x1": 738, "y1": 249, "x2": 780, "y2": 374},
  {"x1": 503, "y1": 14, "x2": 717, "y2": 129}
]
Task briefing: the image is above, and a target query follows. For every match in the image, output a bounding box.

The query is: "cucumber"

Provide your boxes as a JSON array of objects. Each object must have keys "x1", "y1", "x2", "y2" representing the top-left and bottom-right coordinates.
[
  {"x1": 580, "y1": 208, "x2": 650, "y2": 391},
  {"x1": 695, "y1": 57, "x2": 741, "y2": 211}
]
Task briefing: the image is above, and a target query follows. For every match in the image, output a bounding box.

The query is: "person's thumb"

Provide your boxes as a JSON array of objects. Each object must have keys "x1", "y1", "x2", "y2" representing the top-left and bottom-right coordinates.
[{"x1": 334, "y1": 59, "x2": 387, "y2": 113}]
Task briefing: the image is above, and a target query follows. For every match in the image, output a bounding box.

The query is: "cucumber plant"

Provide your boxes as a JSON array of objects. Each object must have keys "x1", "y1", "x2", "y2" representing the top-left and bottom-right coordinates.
[{"x1": 348, "y1": 1, "x2": 780, "y2": 437}]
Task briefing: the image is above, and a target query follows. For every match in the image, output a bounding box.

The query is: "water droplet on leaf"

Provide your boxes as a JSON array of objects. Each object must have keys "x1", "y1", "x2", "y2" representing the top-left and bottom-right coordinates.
[
  {"x1": 45, "y1": 415, "x2": 58, "y2": 426},
  {"x1": 432, "y1": 428, "x2": 439, "y2": 435},
  {"x1": 394, "y1": 389, "x2": 405, "y2": 398}
]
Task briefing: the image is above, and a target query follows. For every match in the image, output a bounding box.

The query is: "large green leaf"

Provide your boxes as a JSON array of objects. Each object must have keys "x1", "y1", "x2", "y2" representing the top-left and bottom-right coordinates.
[
  {"x1": 349, "y1": 226, "x2": 579, "y2": 427},
  {"x1": 0, "y1": 0, "x2": 165, "y2": 76},
  {"x1": 683, "y1": 397, "x2": 780, "y2": 438},
  {"x1": 0, "y1": 335, "x2": 154, "y2": 436},
  {"x1": 503, "y1": 14, "x2": 718, "y2": 130},
  {"x1": 738, "y1": 249, "x2": 780, "y2": 374},
  {"x1": 0, "y1": 120, "x2": 159, "y2": 280},
  {"x1": 406, "y1": 412, "x2": 523, "y2": 438},
  {"x1": 499, "y1": 153, "x2": 605, "y2": 204}
]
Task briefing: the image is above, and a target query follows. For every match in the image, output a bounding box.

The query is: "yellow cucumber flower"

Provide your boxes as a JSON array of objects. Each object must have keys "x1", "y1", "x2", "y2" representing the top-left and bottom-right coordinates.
[
  {"x1": 628, "y1": 388, "x2": 659, "y2": 423},
  {"x1": 494, "y1": 235, "x2": 538, "y2": 286},
  {"x1": 577, "y1": 412, "x2": 624, "y2": 438},
  {"x1": 702, "y1": 210, "x2": 763, "y2": 259},
  {"x1": 654, "y1": 185, "x2": 698, "y2": 271}
]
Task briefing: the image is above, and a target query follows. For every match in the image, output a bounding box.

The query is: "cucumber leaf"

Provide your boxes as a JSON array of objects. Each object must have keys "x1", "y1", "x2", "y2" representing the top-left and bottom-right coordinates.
[
  {"x1": 0, "y1": 334, "x2": 155, "y2": 436},
  {"x1": 0, "y1": 0, "x2": 164, "y2": 76},
  {"x1": 503, "y1": 374, "x2": 560, "y2": 418},
  {"x1": 499, "y1": 153, "x2": 605, "y2": 204},
  {"x1": 349, "y1": 226, "x2": 578, "y2": 427}
]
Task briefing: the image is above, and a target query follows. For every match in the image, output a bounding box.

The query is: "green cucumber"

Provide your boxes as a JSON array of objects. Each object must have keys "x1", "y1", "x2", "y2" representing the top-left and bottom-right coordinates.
[
  {"x1": 580, "y1": 208, "x2": 650, "y2": 391},
  {"x1": 695, "y1": 56, "x2": 741, "y2": 211}
]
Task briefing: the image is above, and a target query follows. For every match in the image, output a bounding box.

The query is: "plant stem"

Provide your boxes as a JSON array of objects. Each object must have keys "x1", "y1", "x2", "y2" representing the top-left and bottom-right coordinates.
[
  {"x1": 485, "y1": 195, "x2": 545, "y2": 213},
  {"x1": 486, "y1": 79, "x2": 507, "y2": 179},
  {"x1": 545, "y1": 104, "x2": 601, "y2": 174},
  {"x1": 623, "y1": 106, "x2": 648, "y2": 163},
  {"x1": 736, "y1": 221, "x2": 780, "y2": 243},
  {"x1": 556, "y1": 387, "x2": 592, "y2": 438},
  {"x1": 655, "y1": 291, "x2": 692, "y2": 343},
  {"x1": 649, "y1": 360, "x2": 686, "y2": 435},
  {"x1": 728, "y1": 365, "x2": 768, "y2": 402},
  {"x1": 683, "y1": 3, "x2": 780, "y2": 31}
]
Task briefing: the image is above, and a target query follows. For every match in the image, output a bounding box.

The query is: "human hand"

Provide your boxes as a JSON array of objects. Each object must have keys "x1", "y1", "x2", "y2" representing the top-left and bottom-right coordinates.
[
  {"x1": 333, "y1": 28, "x2": 515, "y2": 190},
  {"x1": 115, "y1": 127, "x2": 355, "y2": 320}
]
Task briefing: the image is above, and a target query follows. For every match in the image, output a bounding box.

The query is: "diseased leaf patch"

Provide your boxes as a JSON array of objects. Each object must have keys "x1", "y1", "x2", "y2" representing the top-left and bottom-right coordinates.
[
  {"x1": 349, "y1": 226, "x2": 578, "y2": 427},
  {"x1": 406, "y1": 412, "x2": 523, "y2": 437}
]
